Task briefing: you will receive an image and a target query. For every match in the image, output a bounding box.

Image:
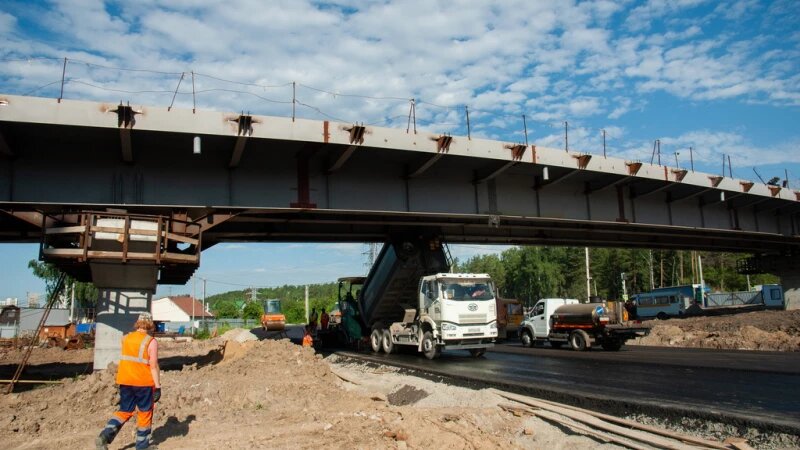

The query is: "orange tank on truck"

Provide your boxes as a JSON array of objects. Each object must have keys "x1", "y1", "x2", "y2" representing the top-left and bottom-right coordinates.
[{"x1": 519, "y1": 298, "x2": 647, "y2": 351}]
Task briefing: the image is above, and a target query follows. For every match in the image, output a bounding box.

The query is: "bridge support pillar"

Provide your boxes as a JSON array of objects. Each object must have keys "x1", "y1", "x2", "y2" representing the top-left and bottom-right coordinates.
[
  {"x1": 94, "y1": 289, "x2": 153, "y2": 370},
  {"x1": 776, "y1": 270, "x2": 800, "y2": 311}
]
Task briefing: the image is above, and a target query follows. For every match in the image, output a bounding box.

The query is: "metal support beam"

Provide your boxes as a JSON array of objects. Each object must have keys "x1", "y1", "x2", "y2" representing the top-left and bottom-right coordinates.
[
  {"x1": 0, "y1": 131, "x2": 13, "y2": 157},
  {"x1": 667, "y1": 187, "x2": 712, "y2": 204},
  {"x1": 229, "y1": 136, "x2": 248, "y2": 168},
  {"x1": 408, "y1": 153, "x2": 444, "y2": 178},
  {"x1": 632, "y1": 182, "x2": 674, "y2": 200},
  {"x1": 291, "y1": 152, "x2": 317, "y2": 208},
  {"x1": 587, "y1": 175, "x2": 630, "y2": 194},
  {"x1": 477, "y1": 161, "x2": 517, "y2": 183},
  {"x1": 537, "y1": 169, "x2": 581, "y2": 190},
  {"x1": 328, "y1": 145, "x2": 358, "y2": 173},
  {"x1": 120, "y1": 128, "x2": 133, "y2": 163},
  {"x1": 1, "y1": 210, "x2": 55, "y2": 229}
]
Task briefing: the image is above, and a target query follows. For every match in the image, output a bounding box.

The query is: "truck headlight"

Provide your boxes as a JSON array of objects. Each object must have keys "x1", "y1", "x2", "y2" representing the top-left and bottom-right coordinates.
[
  {"x1": 441, "y1": 323, "x2": 457, "y2": 331},
  {"x1": 489, "y1": 322, "x2": 497, "y2": 329}
]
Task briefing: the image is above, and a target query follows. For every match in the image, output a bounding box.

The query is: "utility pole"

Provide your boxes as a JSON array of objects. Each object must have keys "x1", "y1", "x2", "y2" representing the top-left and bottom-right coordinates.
[
  {"x1": 584, "y1": 247, "x2": 591, "y2": 302},
  {"x1": 698, "y1": 254, "x2": 705, "y2": 307},
  {"x1": 191, "y1": 277, "x2": 196, "y2": 335},
  {"x1": 602, "y1": 129, "x2": 606, "y2": 157},
  {"x1": 648, "y1": 250, "x2": 655, "y2": 291},
  {"x1": 621, "y1": 272, "x2": 628, "y2": 300},
  {"x1": 304, "y1": 285, "x2": 309, "y2": 325},
  {"x1": 69, "y1": 282, "x2": 76, "y2": 322},
  {"x1": 202, "y1": 277, "x2": 207, "y2": 322},
  {"x1": 564, "y1": 121, "x2": 569, "y2": 152}
]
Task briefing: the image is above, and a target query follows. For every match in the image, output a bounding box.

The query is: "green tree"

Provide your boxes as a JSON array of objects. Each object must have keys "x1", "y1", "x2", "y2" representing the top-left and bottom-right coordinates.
[
  {"x1": 28, "y1": 260, "x2": 98, "y2": 308},
  {"x1": 213, "y1": 301, "x2": 240, "y2": 318},
  {"x1": 242, "y1": 301, "x2": 264, "y2": 320}
]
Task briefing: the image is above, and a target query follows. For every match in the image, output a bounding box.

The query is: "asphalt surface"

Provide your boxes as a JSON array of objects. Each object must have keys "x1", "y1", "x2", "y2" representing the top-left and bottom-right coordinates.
[{"x1": 334, "y1": 342, "x2": 800, "y2": 434}]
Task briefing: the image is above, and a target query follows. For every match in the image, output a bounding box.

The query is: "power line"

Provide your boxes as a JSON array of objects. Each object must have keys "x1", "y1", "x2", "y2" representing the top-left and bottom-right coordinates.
[{"x1": 298, "y1": 83, "x2": 409, "y2": 102}]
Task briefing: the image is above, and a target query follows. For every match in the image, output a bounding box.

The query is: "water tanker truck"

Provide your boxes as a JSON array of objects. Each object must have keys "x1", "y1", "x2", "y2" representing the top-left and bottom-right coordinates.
[{"x1": 519, "y1": 298, "x2": 649, "y2": 351}]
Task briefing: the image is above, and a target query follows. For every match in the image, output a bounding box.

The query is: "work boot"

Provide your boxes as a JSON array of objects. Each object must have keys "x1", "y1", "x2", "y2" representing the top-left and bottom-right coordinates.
[{"x1": 95, "y1": 435, "x2": 108, "y2": 450}]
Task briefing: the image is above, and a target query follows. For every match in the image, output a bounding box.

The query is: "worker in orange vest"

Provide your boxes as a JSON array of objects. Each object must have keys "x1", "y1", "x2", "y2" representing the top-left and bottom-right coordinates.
[
  {"x1": 320, "y1": 308, "x2": 330, "y2": 330},
  {"x1": 96, "y1": 312, "x2": 161, "y2": 450},
  {"x1": 302, "y1": 325, "x2": 314, "y2": 347}
]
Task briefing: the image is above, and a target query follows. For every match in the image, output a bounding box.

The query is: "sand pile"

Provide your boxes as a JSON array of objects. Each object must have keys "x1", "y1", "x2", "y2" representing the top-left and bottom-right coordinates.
[{"x1": 218, "y1": 327, "x2": 258, "y2": 343}]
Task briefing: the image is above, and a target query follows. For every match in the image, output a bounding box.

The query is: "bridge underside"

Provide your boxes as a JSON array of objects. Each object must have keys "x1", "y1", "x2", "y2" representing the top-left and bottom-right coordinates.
[
  {"x1": 0, "y1": 94, "x2": 798, "y2": 283},
  {"x1": 0, "y1": 204, "x2": 796, "y2": 254}
]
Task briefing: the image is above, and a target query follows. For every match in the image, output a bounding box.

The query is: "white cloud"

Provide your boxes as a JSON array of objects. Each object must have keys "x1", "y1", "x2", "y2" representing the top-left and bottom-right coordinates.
[
  {"x1": 625, "y1": 0, "x2": 709, "y2": 31},
  {"x1": 0, "y1": 11, "x2": 16, "y2": 30},
  {"x1": 0, "y1": 0, "x2": 796, "y2": 167}
]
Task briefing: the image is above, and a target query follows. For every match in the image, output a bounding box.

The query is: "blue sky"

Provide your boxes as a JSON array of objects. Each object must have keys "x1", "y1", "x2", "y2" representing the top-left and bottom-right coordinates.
[{"x1": 0, "y1": 0, "x2": 798, "y2": 302}]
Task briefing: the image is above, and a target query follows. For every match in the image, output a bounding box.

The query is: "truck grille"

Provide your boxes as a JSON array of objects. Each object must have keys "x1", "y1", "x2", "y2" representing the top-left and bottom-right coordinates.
[{"x1": 458, "y1": 314, "x2": 486, "y2": 324}]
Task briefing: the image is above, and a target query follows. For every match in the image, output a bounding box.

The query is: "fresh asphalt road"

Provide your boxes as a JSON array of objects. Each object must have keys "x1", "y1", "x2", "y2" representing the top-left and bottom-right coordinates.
[{"x1": 335, "y1": 342, "x2": 800, "y2": 432}]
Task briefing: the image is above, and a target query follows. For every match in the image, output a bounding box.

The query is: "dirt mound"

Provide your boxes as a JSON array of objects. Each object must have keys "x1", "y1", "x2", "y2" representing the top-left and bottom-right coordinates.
[
  {"x1": 632, "y1": 310, "x2": 800, "y2": 351},
  {"x1": 218, "y1": 327, "x2": 258, "y2": 343},
  {"x1": 0, "y1": 339, "x2": 520, "y2": 449}
]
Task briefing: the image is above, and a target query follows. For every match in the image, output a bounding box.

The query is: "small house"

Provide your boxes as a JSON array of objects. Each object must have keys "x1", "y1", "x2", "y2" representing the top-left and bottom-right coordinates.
[{"x1": 152, "y1": 296, "x2": 215, "y2": 331}]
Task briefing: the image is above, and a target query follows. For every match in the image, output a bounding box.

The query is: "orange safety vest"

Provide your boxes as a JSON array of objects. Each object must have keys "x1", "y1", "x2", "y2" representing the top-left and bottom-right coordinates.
[
  {"x1": 302, "y1": 334, "x2": 313, "y2": 347},
  {"x1": 116, "y1": 330, "x2": 155, "y2": 387}
]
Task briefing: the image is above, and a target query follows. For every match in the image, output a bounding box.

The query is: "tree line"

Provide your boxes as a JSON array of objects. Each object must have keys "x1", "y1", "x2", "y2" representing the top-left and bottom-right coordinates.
[
  {"x1": 455, "y1": 247, "x2": 778, "y2": 305},
  {"x1": 28, "y1": 246, "x2": 780, "y2": 315},
  {"x1": 205, "y1": 283, "x2": 340, "y2": 322}
]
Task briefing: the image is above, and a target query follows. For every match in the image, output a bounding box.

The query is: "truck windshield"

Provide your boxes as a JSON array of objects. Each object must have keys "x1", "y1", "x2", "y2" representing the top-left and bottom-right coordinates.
[{"x1": 440, "y1": 280, "x2": 494, "y2": 301}]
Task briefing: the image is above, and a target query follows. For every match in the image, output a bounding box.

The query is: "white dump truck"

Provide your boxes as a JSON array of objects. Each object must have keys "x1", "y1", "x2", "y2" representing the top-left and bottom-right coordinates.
[
  {"x1": 519, "y1": 298, "x2": 648, "y2": 351},
  {"x1": 337, "y1": 238, "x2": 497, "y2": 359}
]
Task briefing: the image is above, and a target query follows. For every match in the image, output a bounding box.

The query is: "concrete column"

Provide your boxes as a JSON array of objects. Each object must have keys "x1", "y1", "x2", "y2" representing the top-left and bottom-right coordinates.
[
  {"x1": 94, "y1": 290, "x2": 152, "y2": 371},
  {"x1": 779, "y1": 270, "x2": 800, "y2": 311}
]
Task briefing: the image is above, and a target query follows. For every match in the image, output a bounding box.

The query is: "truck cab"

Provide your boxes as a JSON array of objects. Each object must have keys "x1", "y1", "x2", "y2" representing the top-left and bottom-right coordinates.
[
  {"x1": 418, "y1": 273, "x2": 498, "y2": 357},
  {"x1": 520, "y1": 298, "x2": 578, "y2": 347}
]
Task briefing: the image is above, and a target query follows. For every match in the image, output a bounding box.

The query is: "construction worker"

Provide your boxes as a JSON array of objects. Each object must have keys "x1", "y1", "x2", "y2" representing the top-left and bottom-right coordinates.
[
  {"x1": 302, "y1": 325, "x2": 313, "y2": 347},
  {"x1": 96, "y1": 312, "x2": 161, "y2": 450},
  {"x1": 320, "y1": 308, "x2": 330, "y2": 330},
  {"x1": 309, "y1": 307, "x2": 318, "y2": 332}
]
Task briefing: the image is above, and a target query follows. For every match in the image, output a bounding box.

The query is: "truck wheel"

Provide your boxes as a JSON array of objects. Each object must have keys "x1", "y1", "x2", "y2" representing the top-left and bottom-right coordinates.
[
  {"x1": 601, "y1": 340, "x2": 622, "y2": 351},
  {"x1": 370, "y1": 328, "x2": 383, "y2": 353},
  {"x1": 381, "y1": 329, "x2": 395, "y2": 354},
  {"x1": 656, "y1": 312, "x2": 669, "y2": 320},
  {"x1": 422, "y1": 331, "x2": 440, "y2": 360},
  {"x1": 468, "y1": 348, "x2": 486, "y2": 357},
  {"x1": 569, "y1": 330, "x2": 591, "y2": 351},
  {"x1": 550, "y1": 341, "x2": 563, "y2": 349},
  {"x1": 520, "y1": 330, "x2": 533, "y2": 348}
]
